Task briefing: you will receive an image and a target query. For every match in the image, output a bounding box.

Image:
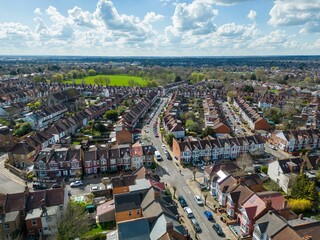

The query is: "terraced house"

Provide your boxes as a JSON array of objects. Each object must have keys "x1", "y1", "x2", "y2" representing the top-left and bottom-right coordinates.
[
  {"x1": 233, "y1": 97, "x2": 270, "y2": 131},
  {"x1": 272, "y1": 128, "x2": 320, "y2": 153},
  {"x1": 172, "y1": 135, "x2": 265, "y2": 165}
]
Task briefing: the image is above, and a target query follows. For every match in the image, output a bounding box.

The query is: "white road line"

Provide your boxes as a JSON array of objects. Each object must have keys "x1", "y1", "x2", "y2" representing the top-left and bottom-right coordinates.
[
  {"x1": 202, "y1": 223, "x2": 209, "y2": 233},
  {"x1": 183, "y1": 186, "x2": 191, "y2": 194}
]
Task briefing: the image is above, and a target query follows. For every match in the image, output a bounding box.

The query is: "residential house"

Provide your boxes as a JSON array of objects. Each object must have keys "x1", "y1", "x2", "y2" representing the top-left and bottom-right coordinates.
[
  {"x1": 0, "y1": 125, "x2": 12, "y2": 149},
  {"x1": 8, "y1": 141, "x2": 37, "y2": 169},
  {"x1": 226, "y1": 184, "x2": 254, "y2": 219},
  {"x1": 172, "y1": 135, "x2": 265, "y2": 165},
  {"x1": 253, "y1": 210, "x2": 289, "y2": 240},
  {"x1": 33, "y1": 145, "x2": 83, "y2": 179},
  {"x1": 237, "y1": 192, "x2": 286, "y2": 237},
  {"x1": 96, "y1": 200, "x2": 115, "y2": 224},
  {"x1": 272, "y1": 129, "x2": 320, "y2": 153},
  {"x1": 114, "y1": 191, "x2": 143, "y2": 223},
  {"x1": 233, "y1": 97, "x2": 270, "y2": 131},
  {"x1": 268, "y1": 158, "x2": 303, "y2": 193},
  {"x1": 46, "y1": 88, "x2": 82, "y2": 111},
  {"x1": 0, "y1": 187, "x2": 67, "y2": 240},
  {"x1": 203, "y1": 96, "x2": 230, "y2": 134}
]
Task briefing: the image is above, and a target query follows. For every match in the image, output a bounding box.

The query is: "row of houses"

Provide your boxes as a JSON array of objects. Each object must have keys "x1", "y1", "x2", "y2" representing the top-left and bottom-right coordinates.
[
  {"x1": 122, "y1": 91, "x2": 159, "y2": 129},
  {"x1": 8, "y1": 99, "x2": 114, "y2": 169},
  {"x1": 203, "y1": 96, "x2": 230, "y2": 134},
  {"x1": 33, "y1": 141, "x2": 155, "y2": 180},
  {"x1": 172, "y1": 134, "x2": 265, "y2": 165},
  {"x1": 204, "y1": 163, "x2": 320, "y2": 240},
  {"x1": 162, "y1": 92, "x2": 185, "y2": 139},
  {"x1": 0, "y1": 187, "x2": 68, "y2": 240},
  {"x1": 109, "y1": 166, "x2": 189, "y2": 240},
  {"x1": 233, "y1": 97, "x2": 270, "y2": 131},
  {"x1": 272, "y1": 128, "x2": 320, "y2": 153}
]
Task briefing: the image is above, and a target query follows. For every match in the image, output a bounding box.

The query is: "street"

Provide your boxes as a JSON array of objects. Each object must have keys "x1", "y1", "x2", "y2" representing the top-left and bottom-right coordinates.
[{"x1": 145, "y1": 97, "x2": 232, "y2": 240}]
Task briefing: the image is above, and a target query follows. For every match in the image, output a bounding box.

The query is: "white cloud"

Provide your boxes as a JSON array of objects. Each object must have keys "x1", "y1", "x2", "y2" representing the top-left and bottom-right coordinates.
[
  {"x1": 168, "y1": 0, "x2": 218, "y2": 36},
  {"x1": 34, "y1": 8, "x2": 42, "y2": 15},
  {"x1": 217, "y1": 23, "x2": 246, "y2": 36},
  {"x1": 269, "y1": 0, "x2": 320, "y2": 33},
  {"x1": 248, "y1": 30, "x2": 287, "y2": 50},
  {"x1": 143, "y1": 12, "x2": 164, "y2": 24},
  {"x1": 68, "y1": 6, "x2": 98, "y2": 28},
  {"x1": 247, "y1": 10, "x2": 257, "y2": 21},
  {"x1": 210, "y1": 0, "x2": 251, "y2": 6}
]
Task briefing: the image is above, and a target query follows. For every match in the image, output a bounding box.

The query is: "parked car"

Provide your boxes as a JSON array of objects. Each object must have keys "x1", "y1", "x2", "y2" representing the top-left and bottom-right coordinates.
[
  {"x1": 194, "y1": 195, "x2": 203, "y2": 206},
  {"x1": 184, "y1": 207, "x2": 194, "y2": 218},
  {"x1": 212, "y1": 223, "x2": 224, "y2": 236},
  {"x1": 165, "y1": 152, "x2": 172, "y2": 160},
  {"x1": 91, "y1": 186, "x2": 102, "y2": 192},
  {"x1": 178, "y1": 195, "x2": 188, "y2": 208},
  {"x1": 198, "y1": 183, "x2": 207, "y2": 191},
  {"x1": 268, "y1": 144, "x2": 277, "y2": 150},
  {"x1": 258, "y1": 173, "x2": 269, "y2": 181},
  {"x1": 70, "y1": 180, "x2": 84, "y2": 188},
  {"x1": 204, "y1": 210, "x2": 213, "y2": 220},
  {"x1": 191, "y1": 218, "x2": 202, "y2": 233},
  {"x1": 52, "y1": 183, "x2": 62, "y2": 189},
  {"x1": 33, "y1": 182, "x2": 48, "y2": 190}
]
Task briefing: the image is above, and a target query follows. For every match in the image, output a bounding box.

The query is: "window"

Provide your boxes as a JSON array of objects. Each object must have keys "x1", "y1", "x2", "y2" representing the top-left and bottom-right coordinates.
[
  {"x1": 4, "y1": 223, "x2": 9, "y2": 229},
  {"x1": 136, "y1": 209, "x2": 140, "y2": 215},
  {"x1": 32, "y1": 220, "x2": 37, "y2": 226},
  {"x1": 128, "y1": 211, "x2": 132, "y2": 216}
]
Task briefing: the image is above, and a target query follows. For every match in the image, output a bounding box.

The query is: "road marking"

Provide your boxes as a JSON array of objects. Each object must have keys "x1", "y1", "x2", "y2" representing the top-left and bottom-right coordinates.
[
  {"x1": 202, "y1": 223, "x2": 209, "y2": 233},
  {"x1": 183, "y1": 186, "x2": 191, "y2": 194}
]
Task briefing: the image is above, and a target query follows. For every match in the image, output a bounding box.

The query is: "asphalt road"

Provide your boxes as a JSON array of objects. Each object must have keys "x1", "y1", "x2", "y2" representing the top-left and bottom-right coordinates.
[
  {"x1": 221, "y1": 102, "x2": 248, "y2": 135},
  {"x1": 145, "y1": 97, "x2": 229, "y2": 240}
]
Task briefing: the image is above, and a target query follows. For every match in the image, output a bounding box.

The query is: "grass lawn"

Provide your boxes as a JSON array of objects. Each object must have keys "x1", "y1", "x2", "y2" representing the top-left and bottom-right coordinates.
[
  {"x1": 269, "y1": 89, "x2": 279, "y2": 94},
  {"x1": 64, "y1": 74, "x2": 148, "y2": 87},
  {"x1": 82, "y1": 222, "x2": 116, "y2": 238}
]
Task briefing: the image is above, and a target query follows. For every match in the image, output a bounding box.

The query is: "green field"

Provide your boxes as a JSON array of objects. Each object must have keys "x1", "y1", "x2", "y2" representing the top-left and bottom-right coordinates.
[{"x1": 64, "y1": 74, "x2": 148, "y2": 87}]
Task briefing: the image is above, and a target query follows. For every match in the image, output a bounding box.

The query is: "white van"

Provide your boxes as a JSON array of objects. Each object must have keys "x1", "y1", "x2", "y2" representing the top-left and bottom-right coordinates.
[
  {"x1": 154, "y1": 151, "x2": 162, "y2": 161},
  {"x1": 184, "y1": 207, "x2": 194, "y2": 218}
]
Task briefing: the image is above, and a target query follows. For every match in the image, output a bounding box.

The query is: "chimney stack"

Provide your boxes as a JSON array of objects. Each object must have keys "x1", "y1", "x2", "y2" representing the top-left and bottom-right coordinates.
[
  {"x1": 265, "y1": 200, "x2": 272, "y2": 210},
  {"x1": 282, "y1": 200, "x2": 288, "y2": 209},
  {"x1": 220, "y1": 165, "x2": 225, "y2": 171},
  {"x1": 154, "y1": 190, "x2": 161, "y2": 200},
  {"x1": 166, "y1": 221, "x2": 173, "y2": 233}
]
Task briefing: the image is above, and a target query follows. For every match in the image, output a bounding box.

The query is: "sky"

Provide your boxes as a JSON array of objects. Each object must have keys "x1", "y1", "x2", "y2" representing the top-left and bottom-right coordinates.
[{"x1": 0, "y1": 0, "x2": 319, "y2": 56}]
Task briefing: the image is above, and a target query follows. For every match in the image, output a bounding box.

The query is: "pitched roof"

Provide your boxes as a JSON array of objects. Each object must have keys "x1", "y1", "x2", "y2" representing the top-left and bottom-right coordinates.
[
  {"x1": 114, "y1": 192, "x2": 143, "y2": 212},
  {"x1": 255, "y1": 210, "x2": 287, "y2": 237},
  {"x1": 112, "y1": 175, "x2": 137, "y2": 188},
  {"x1": 272, "y1": 226, "x2": 302, "y2": 240},
  {"x1": 117, "y1": 218, "x2": 151, "y2": 240}
]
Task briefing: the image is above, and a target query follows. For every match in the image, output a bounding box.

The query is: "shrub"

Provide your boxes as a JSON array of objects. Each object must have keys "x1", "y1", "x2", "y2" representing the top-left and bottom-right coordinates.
[
  {"x1": 288, "y1": 198, "x2": 313, "y2": 213},
  {"x1": 261, "y1": 166, "x2": 268, "y2": 174}
]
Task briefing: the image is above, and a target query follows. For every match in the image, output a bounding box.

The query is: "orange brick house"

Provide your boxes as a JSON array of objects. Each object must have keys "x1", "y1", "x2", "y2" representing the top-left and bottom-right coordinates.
[{"x1": 114, "y1": 192, "x2": 143, "y2": 223}]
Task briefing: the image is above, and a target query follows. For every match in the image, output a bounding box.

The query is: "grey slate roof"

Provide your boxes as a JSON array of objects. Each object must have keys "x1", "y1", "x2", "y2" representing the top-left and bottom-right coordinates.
[
  {"x1": 114, "y1": 192, "x2": 143, "y2": 212},
  {"x1": 118, "y1": 218, "x2": 151, "y2": 240}
]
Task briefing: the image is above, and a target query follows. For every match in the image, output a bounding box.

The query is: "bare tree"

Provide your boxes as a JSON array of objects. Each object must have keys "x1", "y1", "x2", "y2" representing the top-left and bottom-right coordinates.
[
  {"x1": 172, "y1": 185, "x2": 177, "y2": 199},
  {"x1": 193, "y1": 168, "x2": 197, "y2": 181},
  {"x1": 203, "y1": 193, "x2": 208, "y2": 206}
]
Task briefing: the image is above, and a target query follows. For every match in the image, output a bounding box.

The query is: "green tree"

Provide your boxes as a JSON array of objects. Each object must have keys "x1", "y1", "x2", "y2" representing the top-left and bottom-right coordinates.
[
  {"x1": 13, "y1": 122, "x2": 32, "y2": 137},
  {"x1": 117, "y1": 106, "x2": 127, "y2": 116},
  {"x1": 201, "y1": 127, "x2": 216, "y2": 138},
  {"x1": 104, "y1": 110, "x2": 119, "y2": 121},
  {"x1": 175, "y1": 75, "x2": 182, "y2": 82},
  {"x1": 261, "y1": 165, "x2": 268, "y2": 174},
  {"x1": 186, "y1": 119, "x2": 199, "y2": 132},
  {"x1": 165, "y1": 134, "x2": 174, "y2": 146},
  {"x1": 52, "y1": 73, "x2": 63, "y2": 83},
  {"x1": 33, "y1": 75, "x2": 42, "y2": 83},
  {"x1": 104, "y1": 77, "x2": 111, "y2": 86},
  {"x1": 56, "y1": 203, "x2": 90, "y2": 240},
  {"x1": 88, "y1": 69, "x2": 96, "y2": 76},
  {"x1": 291, "y1": 173, "x2": 318, "y2": 201}
]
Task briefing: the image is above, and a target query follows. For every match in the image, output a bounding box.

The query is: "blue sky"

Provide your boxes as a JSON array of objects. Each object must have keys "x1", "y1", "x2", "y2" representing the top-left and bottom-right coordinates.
[{"x1": 0, "y1": 0, "x2": 319, "y2": 56}]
